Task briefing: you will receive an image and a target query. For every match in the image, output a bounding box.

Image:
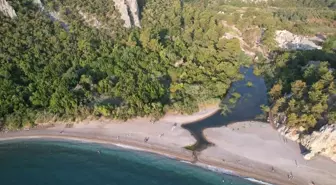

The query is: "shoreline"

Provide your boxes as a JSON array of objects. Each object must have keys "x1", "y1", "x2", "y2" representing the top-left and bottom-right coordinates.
[
  {"x1": 0, "y1": 126, "x2": 302, "y2": 185},
  {"x1": 1, "y1": 107, "x2": 335, "y2": 185},
  {"x1": 202, "y1": 121, "x2": 336, "y2": 185},
  {"x1": 0, "y1": 135, "x2": 193, "y2": 161},
  {"x1": 0, "y1": 134, "x2": 281, "y2": 185}
]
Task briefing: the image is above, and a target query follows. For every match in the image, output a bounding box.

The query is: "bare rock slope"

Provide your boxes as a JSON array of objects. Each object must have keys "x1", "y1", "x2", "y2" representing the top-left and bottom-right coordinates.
[
  {"x1": 278, "y1": 124, "x2": 336, "y2": 162},
  {"x1": 0, "y1": 0, "x2": 16, "y2": 18},
  {"x1": 113, "y1": 0, "x2": 141, "y2": 28},
  {"x1": 301, "y1": 125, "x2": 336, "y2": 161},
  {"x1": 275, "y1": 30, "x2": 323, "y2": 50}
]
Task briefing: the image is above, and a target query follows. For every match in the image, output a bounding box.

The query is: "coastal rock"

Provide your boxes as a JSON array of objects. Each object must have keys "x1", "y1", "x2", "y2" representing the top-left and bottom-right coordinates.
[
  {"x1": 0, "y1": 0, "x2": 16, "y2": 18},
  {"x1": 301, "y1": 125, "x2": 336, "y2": 162},
  {"x1": 279, "y1": 123, "x2": 336, "y2": 162},
  {"x1": 277, "y1": 125, "x2": 300, "y2": 141},
  {"x1": 113, "y1": 0, "x2": 141, "y2": 28},
  {"x1": 275, "y1": 30, "x2": 322, "y2": 50}
]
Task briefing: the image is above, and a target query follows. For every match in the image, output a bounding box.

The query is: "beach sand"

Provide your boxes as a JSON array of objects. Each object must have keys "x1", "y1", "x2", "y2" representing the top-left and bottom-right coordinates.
[
  {"x1": 1, "y1": 108, "x2": 335, "y2": 185},
  {"x1": 202, "y1": 121, "x2": 336, "y2": 185}
]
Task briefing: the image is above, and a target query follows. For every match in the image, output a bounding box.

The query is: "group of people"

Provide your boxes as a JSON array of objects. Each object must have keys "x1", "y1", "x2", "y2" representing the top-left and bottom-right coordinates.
[{"x1": 143, "y1": 122, "x2": 178, "y2": 143}]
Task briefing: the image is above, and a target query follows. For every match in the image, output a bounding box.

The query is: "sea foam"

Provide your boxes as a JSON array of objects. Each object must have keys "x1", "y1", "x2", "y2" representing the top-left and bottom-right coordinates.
[
  {"x1": 244, "y1": 177, "x2": 274, "y2": 185},
  {"x1": 194, "y1": 162, "x2": 235, "y2": 175},
  {"x1": 114, "y1": 143, "x2": 146, "y2": 151}
]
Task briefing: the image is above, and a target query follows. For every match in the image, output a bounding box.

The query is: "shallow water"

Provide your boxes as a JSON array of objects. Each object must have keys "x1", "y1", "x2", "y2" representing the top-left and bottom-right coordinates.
[
  {"x1": 183, "y1": 67, "x2": 268, "y2": 151},
  {"x1": 0, "y1": 140, "x2": 256, "y2": 185}
]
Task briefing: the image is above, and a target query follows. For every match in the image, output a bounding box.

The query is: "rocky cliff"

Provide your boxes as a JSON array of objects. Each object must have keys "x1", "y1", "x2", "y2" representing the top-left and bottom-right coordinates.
[
  {"x1": 113, "y1": 0, "x2": 141, "y2": 28},
  {"x1": 0, "y1": 0, "x2": 16, "y2": 18},
  {"x1": 301, "y1": 125, "x2": 336, "y2": 161},
  {"x1": 1, "y1": 0, "x2": 140, "y2": 28},
  {"x1": 275, "y1": 30, "x2": 323, "y2": 50},
  {"x1": 276, "y1": 117, "x2": 336, "y2": 162}
]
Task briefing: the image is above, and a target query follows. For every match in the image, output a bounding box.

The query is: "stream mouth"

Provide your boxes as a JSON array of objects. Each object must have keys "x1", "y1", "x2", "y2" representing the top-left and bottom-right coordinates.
[{"x1": 182, "y1": 67, "x2": 268, "y2": 152}]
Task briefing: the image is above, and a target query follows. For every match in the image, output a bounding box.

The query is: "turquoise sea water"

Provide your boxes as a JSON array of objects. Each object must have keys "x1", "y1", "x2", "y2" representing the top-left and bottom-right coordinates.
[{"x1": 0, "y1": 140, "x2": 256, "y2": 185}]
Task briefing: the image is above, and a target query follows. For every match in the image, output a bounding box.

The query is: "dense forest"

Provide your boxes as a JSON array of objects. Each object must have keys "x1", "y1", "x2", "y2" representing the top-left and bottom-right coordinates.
[
  {"x1": 0, "y1": 0, "x2": 335, "y2": 130},
  {"x1": 256, "y1": 38, "x2": 336, "y2": 131},
  {"x1": 0, "y1": 0, "x2": 246, "y2": 129}
]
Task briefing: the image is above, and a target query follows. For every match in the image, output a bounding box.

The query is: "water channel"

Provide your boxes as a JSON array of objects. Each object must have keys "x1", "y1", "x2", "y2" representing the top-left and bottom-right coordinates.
[{"x1": 182, "y1": 67, "x2": 268, "y2": 151}]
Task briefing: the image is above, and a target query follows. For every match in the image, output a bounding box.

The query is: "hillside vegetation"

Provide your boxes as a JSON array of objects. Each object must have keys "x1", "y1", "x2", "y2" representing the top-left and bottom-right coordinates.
[
  {"x1": 0, "y1": 0, "x2": 246, "y2": 129},
  {"x1": 213, "y1": 0, "x2": 336, "y2": 130},
  {"x1": 0, "y1": 0, "x2": 335, "y2": 130}
]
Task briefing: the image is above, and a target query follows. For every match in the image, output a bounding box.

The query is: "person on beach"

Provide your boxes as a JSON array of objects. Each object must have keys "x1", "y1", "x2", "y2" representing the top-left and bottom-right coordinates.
[
  {"x1": 171, "y1": 123, "x2": 177, "y2": 131},
  {"x1": 288, "y1": 172, "x2": 293, "y2": 180}
]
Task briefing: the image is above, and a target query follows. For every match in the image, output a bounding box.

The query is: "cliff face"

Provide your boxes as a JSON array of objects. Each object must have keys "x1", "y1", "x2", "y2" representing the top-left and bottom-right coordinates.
[
  {"x1": 275, "y1": 30, "x2": 323, "y2": 50},
  {"x1": 1, "y1": 0, "x2": 140, "y2": 28},
  {"x1": 113, "y1": 0, "x2": 141, "y2": 28},
  {"x1": 277, "y1": 120, "x2": 336, "y2": 162},
  {"x1": 301, "y1": 125, "x2": 336, "y2": 162},
  {"x1": 0, "y1": 0, "x2": 16, "y2": 18}
]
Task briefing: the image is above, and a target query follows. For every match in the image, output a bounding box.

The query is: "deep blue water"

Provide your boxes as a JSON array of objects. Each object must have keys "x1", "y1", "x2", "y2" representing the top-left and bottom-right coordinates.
[{"x1": 0, "y1": 140, "x2": 256, "y2": 185}]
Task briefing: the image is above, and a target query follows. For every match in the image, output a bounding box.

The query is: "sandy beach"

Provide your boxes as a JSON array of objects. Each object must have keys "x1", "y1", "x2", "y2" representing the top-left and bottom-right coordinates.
[
  {"x1": 202, "y1": 121, "x2": 336, "y2": 185},
  {"x1": 1, "y1": 108, "x2": 336, "y2": 185}
]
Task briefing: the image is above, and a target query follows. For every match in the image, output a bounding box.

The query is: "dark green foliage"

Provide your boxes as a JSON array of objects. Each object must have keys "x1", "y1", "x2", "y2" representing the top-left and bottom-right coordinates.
[
  {"x1": 258, "y1": 48, "x2": 336, "y2": 130},
  {"x1": 1, "y1": 0, "x2": 335, "y2": 130},
  {"x1": 323, "y1": 35, "x2": 336, "y2": 53},
  {"x1": 0, "y1": 0, "x2": 245, "y2": 129}
]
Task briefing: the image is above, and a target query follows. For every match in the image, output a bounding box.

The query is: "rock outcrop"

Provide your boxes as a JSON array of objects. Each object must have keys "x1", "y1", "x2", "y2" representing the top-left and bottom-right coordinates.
[
  {"x1": 33, "y1": 0, "x2": 44, "y2": 9},
  {"x1": 301, "y1": 125, "x2": 336, "y2": 162},
  {"x1": 277, "y1": 125, "x2": 300, "y2": 141},
  {"x1": 113, "y1": 0, "x2": 141, "y2": 28},
  {"x1": 32, "y1": 0, "x2": 69, "y2": 31},
  {"x1": 78, "y1": 10, "x2": 102, "y2": 28},
  {"x1": 277, "y1": 120, "x2": 336, "y2": 162},
  {"x1": 0, "y1": 0, "x2": 16, "y2": 18},
  {"x1": 275, "y1": 30, "x2": 323, "y2": 50}
]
